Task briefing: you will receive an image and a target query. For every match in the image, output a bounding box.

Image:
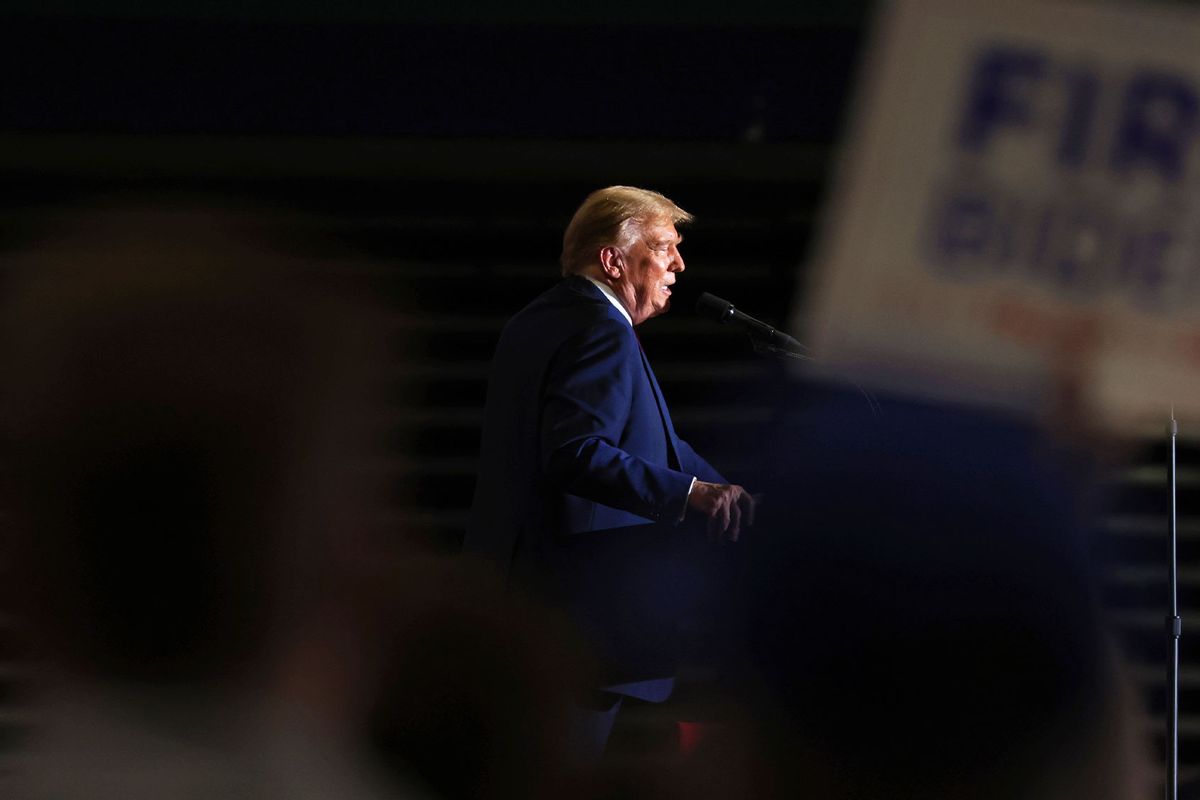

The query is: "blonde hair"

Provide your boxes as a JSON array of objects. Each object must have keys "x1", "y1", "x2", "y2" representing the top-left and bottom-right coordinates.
[{"x1": 560, "y1": 186, "x2": 693, "y2": 276}]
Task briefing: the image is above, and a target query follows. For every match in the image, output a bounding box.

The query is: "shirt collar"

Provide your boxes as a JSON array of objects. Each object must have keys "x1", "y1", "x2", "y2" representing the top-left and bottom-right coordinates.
[{"x1": 584, "y1": 276, "x2": 633, "y2": 327}]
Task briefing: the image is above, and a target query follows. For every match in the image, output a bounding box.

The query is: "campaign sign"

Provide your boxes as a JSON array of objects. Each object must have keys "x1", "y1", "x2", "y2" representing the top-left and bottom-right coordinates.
[{"x1": 802, "y1": 0, "x2": 1200, "y2": 432}]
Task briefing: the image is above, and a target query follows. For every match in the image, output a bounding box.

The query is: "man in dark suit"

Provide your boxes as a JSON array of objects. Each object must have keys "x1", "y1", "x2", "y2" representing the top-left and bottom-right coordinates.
[{"x1": 465, "y1": 186, "x2": 755, "y2": 759}]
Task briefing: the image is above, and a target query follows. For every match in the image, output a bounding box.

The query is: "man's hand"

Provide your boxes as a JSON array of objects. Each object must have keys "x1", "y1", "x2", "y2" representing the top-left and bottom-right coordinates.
[{"x1": 687, "y1": 480, "x2": 756, "y2": 542}]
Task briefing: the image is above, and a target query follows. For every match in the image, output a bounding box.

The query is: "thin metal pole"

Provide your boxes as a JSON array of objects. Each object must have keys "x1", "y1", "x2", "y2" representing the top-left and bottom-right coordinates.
[{"x1": 1167, "y1": 414, "x2": 1180, "y2": 800}]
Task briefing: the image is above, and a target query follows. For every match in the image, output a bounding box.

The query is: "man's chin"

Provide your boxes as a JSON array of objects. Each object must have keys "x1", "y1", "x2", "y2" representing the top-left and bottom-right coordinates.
[{"x1": 638, "y1": 300, "x2": 670, "y2": 325}]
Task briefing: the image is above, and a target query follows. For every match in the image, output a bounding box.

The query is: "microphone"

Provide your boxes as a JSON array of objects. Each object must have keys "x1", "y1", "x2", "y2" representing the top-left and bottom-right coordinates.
[{"x1": 695, "y1": 292, "x2": 809, "y2": 357}]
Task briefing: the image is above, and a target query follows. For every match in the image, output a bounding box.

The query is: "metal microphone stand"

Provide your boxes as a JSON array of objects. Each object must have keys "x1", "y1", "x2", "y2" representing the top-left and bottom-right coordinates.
[
  {"x1": 746, "y1": 336, "x2": 884, "y2": 418},
  {"x1": 1167, "y1": 412, "x2": 1180, "y2": 800},
  {"x1": 749, "y1": 337, "x2": 813, "y2": 361}
]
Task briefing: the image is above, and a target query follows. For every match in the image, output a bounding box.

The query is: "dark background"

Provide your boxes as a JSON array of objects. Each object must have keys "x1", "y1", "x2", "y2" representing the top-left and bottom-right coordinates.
[{"x1": 0, "y1": 0, "x2": 1193, "y2": 792}]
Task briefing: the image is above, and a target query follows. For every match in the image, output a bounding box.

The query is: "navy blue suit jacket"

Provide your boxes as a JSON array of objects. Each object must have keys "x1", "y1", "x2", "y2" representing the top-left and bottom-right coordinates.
[{"x1": 465, "y1": 276, "x2": 725, "y2": 688}]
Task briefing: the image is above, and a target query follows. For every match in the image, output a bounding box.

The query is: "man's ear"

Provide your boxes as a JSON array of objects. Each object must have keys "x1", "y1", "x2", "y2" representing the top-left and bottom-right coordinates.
[{"x1": 598, "y1": 246, "x2": 624, "y2": 279}]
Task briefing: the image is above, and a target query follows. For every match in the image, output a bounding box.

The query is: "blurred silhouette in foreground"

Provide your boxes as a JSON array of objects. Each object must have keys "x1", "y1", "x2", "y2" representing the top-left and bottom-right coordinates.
[
  {"x1": 0, "y1": 204, "x2": 594, "y2": 799},
  {"x1": 0, "y1": 204, "x2": 417, "y2": 798},
  {"x1": 654, "y1": 384, "x2": 1155, "y2": 800}
]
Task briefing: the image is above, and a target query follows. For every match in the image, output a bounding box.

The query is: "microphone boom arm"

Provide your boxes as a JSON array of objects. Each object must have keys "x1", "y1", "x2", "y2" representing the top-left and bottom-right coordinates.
[{"x1": 696, "y1": 292, "x2": 811, "y2": 359}]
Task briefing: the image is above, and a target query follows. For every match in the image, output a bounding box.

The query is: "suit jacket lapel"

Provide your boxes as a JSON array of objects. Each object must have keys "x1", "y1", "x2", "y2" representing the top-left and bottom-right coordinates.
[
  {"x1": 572, "y1": 277, "x2": 683, "y2": 471},
  {"x1": 636, "y1": 343, "x2": 682, "y2": 471}
]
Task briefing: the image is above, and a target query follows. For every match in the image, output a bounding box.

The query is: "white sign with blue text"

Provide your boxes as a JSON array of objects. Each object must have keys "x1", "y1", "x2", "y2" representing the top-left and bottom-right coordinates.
[{"x1": 803, "y1": 0, "x2": 1200, "y2": 431}]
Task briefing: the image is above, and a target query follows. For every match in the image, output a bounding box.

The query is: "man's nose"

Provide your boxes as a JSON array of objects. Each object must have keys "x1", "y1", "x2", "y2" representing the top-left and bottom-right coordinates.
[{"x1": 671, "y1": 249, "x2": 685, "y2": 272}]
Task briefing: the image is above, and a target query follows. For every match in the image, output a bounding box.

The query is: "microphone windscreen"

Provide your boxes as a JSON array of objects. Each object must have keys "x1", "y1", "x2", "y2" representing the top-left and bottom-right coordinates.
[{"x1": 695, "y1": 292, "x2": 733, "y2": 322}]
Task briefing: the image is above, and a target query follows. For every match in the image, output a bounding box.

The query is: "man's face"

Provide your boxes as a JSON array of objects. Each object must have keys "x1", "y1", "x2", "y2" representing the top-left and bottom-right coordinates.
[{"x1": 618, "y1": 219, "x2": 685, "y2": 326}]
